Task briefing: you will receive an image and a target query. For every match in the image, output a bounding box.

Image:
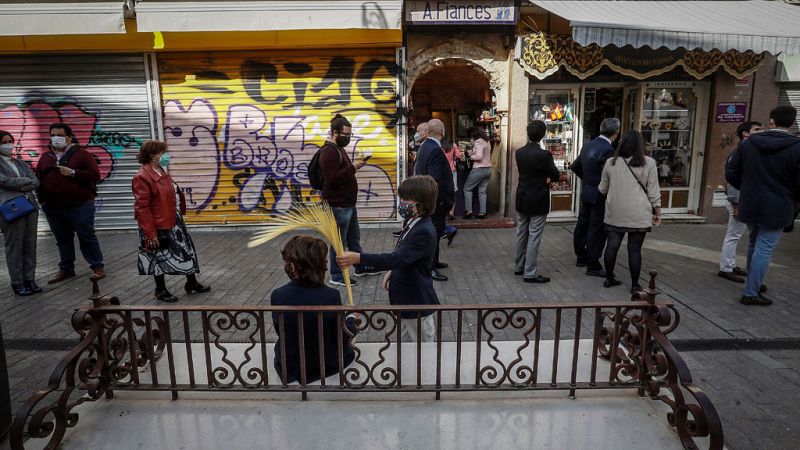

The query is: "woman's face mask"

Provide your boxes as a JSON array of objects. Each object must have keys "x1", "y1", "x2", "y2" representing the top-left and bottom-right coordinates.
[
  {"x1": 0, "y1": 143, "x2": 13, "y2": 156},
  {"x1": 159, "y1": 152, "x2": 171, "y2": 168},
  {"x1": 398, "y1": 200, "x2": 418, "y2": 220}
]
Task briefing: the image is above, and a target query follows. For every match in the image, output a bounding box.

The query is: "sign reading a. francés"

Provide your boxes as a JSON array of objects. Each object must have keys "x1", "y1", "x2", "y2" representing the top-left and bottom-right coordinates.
[{"x1": 406, "y1": 0, "x2": 518, "y2": 25}]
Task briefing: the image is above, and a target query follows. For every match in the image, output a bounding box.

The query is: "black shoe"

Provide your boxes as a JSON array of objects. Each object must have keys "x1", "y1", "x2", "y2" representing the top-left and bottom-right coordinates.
[
  {"x1": 185, "y1": 281, "x2": 211, "y2": 294},
  {"x1": 586, "y1": 268, "x2": 606, "y2": 278},
  {"x1": 155, "y1": 289, "x2": 179, "y2": 302},
  {"x1": 575, "y1": 260, "x2": 588, "y2": 268},
  {"x1": 718, "y1": 271, "x2": 745, "y2": 283},
  {"x1": 603, "y1": 278, "x2": 622, "y2": 288},
  {"x1": 24, "y1": 280, "x2": 43, "y2": 293},
  {"x1": 392, "y1": 229, "x2": 402, "y2": 237},
  {"x1": 435, "y1": 262, "x2": 448, "y2": 269},
  {"x1": 524, "y1": 275, "x2": 550, "y2": 283},
  {"x1": 732, "y1": 267, "x2": 747, "y2": 276},
  {"x1": 447, "y1": 214, "x2": 456, "y2": 221},
  {"x1": 514, "y1": 270, "x2": 524, "y2": 276},
  {"x1": 475, "y1": 213, "x2": 487, "y2": 219},
  {"x1": 11, "y1": 284, "x2": 34, "y2": 296},
  {"x1": 462, "y1": 212, "x2": 474, "y2": 220},
  {"x1": 740, "y1": 294, "x2": 772, "y2": 306},
  {"x1": 446, "y1": 228, "x2": 458, "y2": 246},
  {"x1": 431, "y1": 270, "x2": 448, "y2": 281},
  {"x1": 759, "y1": 284, "x2": 768, "y2": 294},
  {"x1": 631, "y1": 284, "x2": 642, "y2": 294}
]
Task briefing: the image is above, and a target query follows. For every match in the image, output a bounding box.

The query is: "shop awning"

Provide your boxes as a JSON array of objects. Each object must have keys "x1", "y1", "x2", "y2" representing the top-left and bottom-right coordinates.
[
  {"x1": 0, "y1": 2, "x2": 125, "y2": 36},
  {"x1": 532, "y1": 1, "x2": 800, "y2": 54},
  {"x1": 134, "y1": 0, "x2": 403, "y2": 32}
]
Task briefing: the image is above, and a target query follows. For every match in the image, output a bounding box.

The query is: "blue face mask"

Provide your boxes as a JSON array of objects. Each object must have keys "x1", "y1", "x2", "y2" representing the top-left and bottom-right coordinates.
[
  {"x1": 398, "y1": 200, "x2": 417, "y2": 220},
  {"x1": 159, "y1": 152, "x2": 171, "y2": 168}
]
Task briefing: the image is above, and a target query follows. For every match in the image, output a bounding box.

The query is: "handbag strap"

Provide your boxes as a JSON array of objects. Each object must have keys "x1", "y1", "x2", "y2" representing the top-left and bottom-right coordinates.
[{"x1": 622, "y1": 158, "x2": 649, "y2": 197}]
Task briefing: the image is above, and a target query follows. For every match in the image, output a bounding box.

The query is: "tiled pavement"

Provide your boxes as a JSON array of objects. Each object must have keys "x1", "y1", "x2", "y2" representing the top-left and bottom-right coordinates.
[{"x1": 1, "y1": 223, "x2": 798, "y2": 449}]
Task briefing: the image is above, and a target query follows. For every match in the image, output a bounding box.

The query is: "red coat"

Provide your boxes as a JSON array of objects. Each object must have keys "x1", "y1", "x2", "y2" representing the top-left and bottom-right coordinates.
[{"x1": 132, "y1": 165, "x2": 185, "y2": 239}]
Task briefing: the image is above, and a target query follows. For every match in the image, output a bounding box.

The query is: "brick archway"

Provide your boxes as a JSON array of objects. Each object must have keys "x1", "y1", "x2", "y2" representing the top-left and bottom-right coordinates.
[{"x1": 406, "y1": 39, "x2": 506, "y2": 95}]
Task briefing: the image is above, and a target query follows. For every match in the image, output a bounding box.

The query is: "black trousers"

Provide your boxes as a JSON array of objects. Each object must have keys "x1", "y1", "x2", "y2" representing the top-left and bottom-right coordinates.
[
  {"x1": 573, "y1": 199, "x2": 607, "y2": 268},
  {"x1": 431, "y1": 201, "x2": 450, "y2": 269}
]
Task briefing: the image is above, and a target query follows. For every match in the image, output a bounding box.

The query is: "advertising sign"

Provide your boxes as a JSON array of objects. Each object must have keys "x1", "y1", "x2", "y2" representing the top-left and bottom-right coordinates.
[
  {"x1": 406, "y1": 0, "x2": 517, "y2": 25},
  {"x1": 715, "y1": 102, "x2": 747, "y2": 123}
]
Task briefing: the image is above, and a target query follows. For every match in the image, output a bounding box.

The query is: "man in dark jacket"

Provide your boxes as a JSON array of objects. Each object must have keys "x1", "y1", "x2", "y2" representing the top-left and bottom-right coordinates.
[
  {"x1": 726, "y1": 106, "x2": 800, "y2": 305},
  {"x1": 318, "y1": 114, "x2": 372, "y2": 287},
  {"x1": 570, "y1": 117, "x2": 619, "y2": 276},
  {"x1": 37, "y1": 122, "x2": 105, "y2": 283},
  {"x1": 413, "y1": 118, "x2": 454, "y2": 281},
  {"x1": 514, "y1": 120, "x2": 560, "y2": 283}
]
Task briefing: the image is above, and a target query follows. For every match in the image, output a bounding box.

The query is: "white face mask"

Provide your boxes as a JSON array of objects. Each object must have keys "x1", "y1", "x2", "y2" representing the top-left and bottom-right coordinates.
[
  {"x1": 0, "y1": 143, "x2": 13, "y2": 156},
  {"x1": 51, "y1": 136, "x2": 67, "y2": 149}
]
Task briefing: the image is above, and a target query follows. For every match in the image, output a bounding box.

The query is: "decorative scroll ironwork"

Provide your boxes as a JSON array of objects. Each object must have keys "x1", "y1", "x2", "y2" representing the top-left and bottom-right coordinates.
[
  {"x1": 519, "y1": 31, "x2": 765, "y2": 80},
  {"x1": 11, "y1": 272, "x2": 722, "y2": 450}
]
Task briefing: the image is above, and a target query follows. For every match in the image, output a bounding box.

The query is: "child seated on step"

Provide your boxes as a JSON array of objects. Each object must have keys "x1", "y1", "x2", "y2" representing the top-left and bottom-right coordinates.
[
  {"x1": 272, "y1": 235, "x2": 357, "y2": 384},
  {"x1": 337, "y1": 175, "x2": 440, "y2": 341}
]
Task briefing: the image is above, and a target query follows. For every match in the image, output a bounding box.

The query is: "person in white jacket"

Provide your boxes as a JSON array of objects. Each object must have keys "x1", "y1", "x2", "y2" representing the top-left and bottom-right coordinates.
[{"x1": 598, "y1": 130, "x2": 661, "y2": 293}]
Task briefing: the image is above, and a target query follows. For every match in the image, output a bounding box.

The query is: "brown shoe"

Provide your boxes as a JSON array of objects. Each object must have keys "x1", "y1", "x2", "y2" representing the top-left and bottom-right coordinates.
[
  {"x1": 718, "y1": 271, "x2": 744, "y2": 283},
  {"x1": 47, "y1": 271, "x2": 76, "y2": 284},
  {"x1": 93, "y1": 268, "x2": 106, "y2": 280}
]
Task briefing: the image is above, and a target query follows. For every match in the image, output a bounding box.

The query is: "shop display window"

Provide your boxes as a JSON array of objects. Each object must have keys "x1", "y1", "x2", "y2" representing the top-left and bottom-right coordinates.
[
  {"x1": 640, "y1": 88, "x2": 696, "y2": 188},
  {"x1": 529, "y1": 91, "x2": 576, "y2": 197}
]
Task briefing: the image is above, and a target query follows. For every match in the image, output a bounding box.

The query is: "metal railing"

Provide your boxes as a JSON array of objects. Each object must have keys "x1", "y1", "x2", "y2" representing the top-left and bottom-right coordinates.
[{"x1": 10, "y1": 272, "x2": 723, "y2": 450}]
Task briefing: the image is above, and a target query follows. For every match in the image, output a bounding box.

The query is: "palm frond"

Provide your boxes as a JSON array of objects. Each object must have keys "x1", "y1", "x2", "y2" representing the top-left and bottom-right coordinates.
[{"x1": 247, "y1": 202, "x2": 353, "y2": 305}]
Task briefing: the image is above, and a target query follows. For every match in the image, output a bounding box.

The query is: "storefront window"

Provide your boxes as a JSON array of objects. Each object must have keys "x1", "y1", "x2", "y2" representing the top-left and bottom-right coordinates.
[
  {"x1": 529, "y1": 89, "x2": 576, "y2": 212},
  {"x1": 641, "y1": 87, "x2": 696, "y2": 189}
]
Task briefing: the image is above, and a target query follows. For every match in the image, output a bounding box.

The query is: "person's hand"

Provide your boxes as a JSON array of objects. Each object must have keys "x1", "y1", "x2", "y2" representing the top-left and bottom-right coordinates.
[
  {"x1": 144, "y1": 237, "x2": 160, "y2": 250},
  {"x1": 355, "y1": 160, "x2": 367, "y2": 171},
  {"x1": 57, "y1": 165, "x2": 74, "y2": 177},
  {"x1": 336, "y1": 251, "x2": 361, "y2": 269},
  {"x1": 382, "y1": 270, "x2": 392, "y2": 291},
  {"x1": 652, "y1": 215, "x2": 662, "y2": 226}
]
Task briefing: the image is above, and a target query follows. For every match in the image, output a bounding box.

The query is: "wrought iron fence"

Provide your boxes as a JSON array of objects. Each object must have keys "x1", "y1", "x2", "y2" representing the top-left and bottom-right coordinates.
[{"x1": 10, "y1": 273, "x2": 723, "y2": 450}]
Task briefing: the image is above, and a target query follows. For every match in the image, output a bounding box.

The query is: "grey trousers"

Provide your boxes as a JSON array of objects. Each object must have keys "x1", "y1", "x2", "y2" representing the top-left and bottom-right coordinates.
[
  {"x1": 514, "y1": 212, "x2": 547, "y2": 278},
  {"x1": 0, "y1": 210, "x2": 38, "y2": 284},
  {"x1": 463, "y1": 167, "x2": 491, "y2": 214}
]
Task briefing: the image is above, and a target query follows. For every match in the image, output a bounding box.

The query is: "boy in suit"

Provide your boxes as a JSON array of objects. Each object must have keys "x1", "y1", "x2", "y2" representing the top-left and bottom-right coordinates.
[{"x1": 337, "y1": 175, "x2": 440, "y2": 341}]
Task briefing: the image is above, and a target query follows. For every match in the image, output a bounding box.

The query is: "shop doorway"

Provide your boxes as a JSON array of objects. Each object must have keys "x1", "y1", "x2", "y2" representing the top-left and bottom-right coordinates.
[{"x1": 410, "y1": 64, "x2": 498, "y2": 216}]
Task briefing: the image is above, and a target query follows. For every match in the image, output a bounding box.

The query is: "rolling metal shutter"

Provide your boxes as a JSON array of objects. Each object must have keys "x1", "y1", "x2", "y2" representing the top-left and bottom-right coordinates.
[
  {"x1": 158, "y1": 49, "x2": 400, "y2": 224},
  {"x1": 778, "y1": 84, "x2": 800, "y2": 135},
  {"x1": 0, "y1": 54, "x2": 154, "y2": 229}
]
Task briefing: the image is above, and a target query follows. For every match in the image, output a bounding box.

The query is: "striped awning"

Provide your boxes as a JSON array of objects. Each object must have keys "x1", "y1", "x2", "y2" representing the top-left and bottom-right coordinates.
[{"x1": 532, "y1": 1, "x2": 800, "y2": 55}]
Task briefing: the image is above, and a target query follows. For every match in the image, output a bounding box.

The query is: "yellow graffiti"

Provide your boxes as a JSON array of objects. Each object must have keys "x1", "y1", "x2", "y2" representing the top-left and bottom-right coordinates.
[
  {"x1": 153, "y1": 31, "x2": 165, "y2": 50},
  {"x1": 158, "y1": 49, "x2": 399, "y2": 224}
]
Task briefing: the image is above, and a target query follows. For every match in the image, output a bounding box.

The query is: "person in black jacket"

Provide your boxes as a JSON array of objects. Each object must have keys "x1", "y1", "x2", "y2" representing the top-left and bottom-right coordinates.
[
  {"x1": 514, "y1": 120, "x2": 560, "y2": 283},
  {"x1": 726, "y1": 106, "x2": 800, "y2": 306},
  {"x1": 570, "y1": 118, "x2": 619, "y2": 276},
  {"x1": 271, "y1": 235, "x2": 357, "y2": 384},
  {"x1": 337, "y1": 176, "x2": 440, "y2": 341},
  {"x1": 413, "y1": 119, "x2": 455, "y2": 282}
]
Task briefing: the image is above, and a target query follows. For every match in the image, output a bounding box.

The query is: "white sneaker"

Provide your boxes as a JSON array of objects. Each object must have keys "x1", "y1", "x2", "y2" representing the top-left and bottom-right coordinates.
[
  {"x1": 329, "y1": 277, "x2": 358, "y2": 287},
  {"x1": 354, "y1": 268, "x2": 384, "y2": 277}
]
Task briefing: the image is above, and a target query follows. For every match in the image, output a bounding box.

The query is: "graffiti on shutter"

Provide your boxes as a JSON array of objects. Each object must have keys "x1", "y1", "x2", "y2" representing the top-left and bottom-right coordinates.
[{"x1": 159, "y1": 50, "x2": 399, "y2": 224}]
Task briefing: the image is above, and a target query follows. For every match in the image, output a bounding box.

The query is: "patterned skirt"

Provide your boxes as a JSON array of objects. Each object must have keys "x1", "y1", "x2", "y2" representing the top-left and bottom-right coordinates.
[{"x1": 137, "y1": 215, "x2": 199, "y2": 276}]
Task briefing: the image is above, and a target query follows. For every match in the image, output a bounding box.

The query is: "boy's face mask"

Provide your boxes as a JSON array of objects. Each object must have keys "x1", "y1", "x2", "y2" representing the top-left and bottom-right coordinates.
[{"x1": 398, "y1": 200, "x2": 418, "y2": 220}]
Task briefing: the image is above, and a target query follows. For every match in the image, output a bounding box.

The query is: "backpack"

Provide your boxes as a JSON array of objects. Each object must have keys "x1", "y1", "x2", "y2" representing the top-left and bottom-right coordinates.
[{"x1": 307, "y1": 143, "x2": 341, "y2": 191}]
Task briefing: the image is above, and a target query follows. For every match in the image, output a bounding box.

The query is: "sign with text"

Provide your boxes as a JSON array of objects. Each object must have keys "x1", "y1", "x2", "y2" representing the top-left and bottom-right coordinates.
[
  {"x1": 715, "y1": 102, "x2": 747, "y2": 123},
  {"x1": 406, "y1": 0, "x2": 517, "y2": 25}
]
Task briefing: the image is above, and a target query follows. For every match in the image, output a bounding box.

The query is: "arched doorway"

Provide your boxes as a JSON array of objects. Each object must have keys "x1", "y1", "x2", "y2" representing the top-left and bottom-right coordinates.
[{"x1": 409, "y1": 63, "x2": 499, "y2": 216}]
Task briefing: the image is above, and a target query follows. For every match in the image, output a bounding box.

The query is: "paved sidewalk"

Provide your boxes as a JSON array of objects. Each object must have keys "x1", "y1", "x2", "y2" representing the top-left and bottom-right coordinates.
[{"x1": 1, "y1": 223, "x2": 799, "y2": 449}]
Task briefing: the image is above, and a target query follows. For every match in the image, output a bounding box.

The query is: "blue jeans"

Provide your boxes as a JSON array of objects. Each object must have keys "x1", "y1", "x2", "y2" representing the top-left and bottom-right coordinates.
[
  {"x1": 329, "y1": 206, "x2": 363, "y2": 280},
  {"x1": 744, "y1": 225, "x2": 782, "y2": 297},
  {"x1": 43, "y1": 201, "x2": 104, "y2": 272}
]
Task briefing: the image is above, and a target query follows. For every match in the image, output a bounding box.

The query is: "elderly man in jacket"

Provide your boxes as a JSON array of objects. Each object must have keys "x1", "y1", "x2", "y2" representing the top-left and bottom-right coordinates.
[
  {"x1": 571, "y1": 117, "x2": 619, "y2": 277},
  {"x1": 726, "y1": 106, "x2": 800, "y2": 305},
  {"x1": 514, "y1": 120, "x2": 560, "y2": 283}
]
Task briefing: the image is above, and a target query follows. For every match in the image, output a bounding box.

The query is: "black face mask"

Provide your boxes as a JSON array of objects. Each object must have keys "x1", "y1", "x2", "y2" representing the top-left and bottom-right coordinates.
[{"x1": 336, "y1": 135, "x2": 351, "y2": 148}]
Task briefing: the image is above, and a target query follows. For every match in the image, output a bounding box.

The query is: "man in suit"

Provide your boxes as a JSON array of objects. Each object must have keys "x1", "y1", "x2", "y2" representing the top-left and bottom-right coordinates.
[
  {"x1": 514, "y1": 120, "x2": 561, "y2": 283},
  {"x1": 413, "y1": 118, "x2": 455, "y2": 281},
  {"x1": 570, "y1": 117, "x2": 619, "y2": 277}
]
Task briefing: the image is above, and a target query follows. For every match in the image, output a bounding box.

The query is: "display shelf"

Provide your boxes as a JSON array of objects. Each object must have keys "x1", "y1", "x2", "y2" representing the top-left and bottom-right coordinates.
[
  {"x1": 641, "y1": 129, "x2": 691, "y2": 133},
  {"x1": 642, "y1": 110, "x2": 690, "y2": 113}
]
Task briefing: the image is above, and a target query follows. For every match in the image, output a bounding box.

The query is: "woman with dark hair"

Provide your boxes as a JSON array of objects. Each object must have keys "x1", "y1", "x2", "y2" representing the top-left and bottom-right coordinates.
[
  {"x1": 132, "y1": 140, "x2": 209, "y2": 302},
  {"x1": 463, "y1": 126, "x2": 492, "y2": 219},
  {"x1": 272, "y1": 235, "x2": 357, "y2": 384},
  {"x1": 598, "y1": 130, "x2": 661, "y2": 292},
  {"x1": 0, "y1": 130, "x2": 41, "y2": 296},
  {"x1": 440, "y1": 134, "x2": 460, "y2": 243}
]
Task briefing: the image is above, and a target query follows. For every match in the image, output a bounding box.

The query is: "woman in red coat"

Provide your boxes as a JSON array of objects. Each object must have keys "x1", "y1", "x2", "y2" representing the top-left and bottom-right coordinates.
[{"x1": 132, "y1": 140, "x2": 209, "y2": 302}]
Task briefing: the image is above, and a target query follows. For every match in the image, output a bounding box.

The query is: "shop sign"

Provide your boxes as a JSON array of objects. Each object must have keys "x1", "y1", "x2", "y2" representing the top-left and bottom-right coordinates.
[
  {"x1": 406, "y1": 0, "x2": 517, "y2": 25},
  {"x1": 715, "y1": 102, "x2": 748, "y2": 123},
  {"x1": 603, "y1": 46, "x2": 682, "y2": 75},
  {"x1": 735, "y1": 76, "x2": 751, "y2": 87}
]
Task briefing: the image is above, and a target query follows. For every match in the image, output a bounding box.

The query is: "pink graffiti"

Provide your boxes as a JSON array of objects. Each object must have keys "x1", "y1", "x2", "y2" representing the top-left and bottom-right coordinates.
[{"x1": 0, "y1": 102, "x2": 113, "y2": 181}]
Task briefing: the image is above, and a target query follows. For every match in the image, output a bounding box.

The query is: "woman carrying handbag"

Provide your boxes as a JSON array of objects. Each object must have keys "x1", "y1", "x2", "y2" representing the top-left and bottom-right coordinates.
[
  {"x1": 598, "y1": 130, "x2": 661, "y2": 293},
  {"x1": 0, "y1": 130, "x2": 41, "y2": 296},
  {"x1": 132, "y1": 140, "x2": 210, "y2": 302}
]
